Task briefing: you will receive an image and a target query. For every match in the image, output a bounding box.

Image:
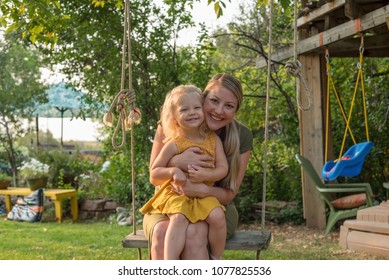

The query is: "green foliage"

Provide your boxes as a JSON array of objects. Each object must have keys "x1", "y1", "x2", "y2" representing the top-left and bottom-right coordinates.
[
  {"x1": 271, "y1": 203, "x2": 305, "y2": 225},
  {"x1": 0, "y1": 172, "x2": 12, "y2": 181},
  {"x1": 32, "y1": 150, "x2": 98, "y2": 188},
  {"x1": 77, "y1": 171, "x2": 107, "y2": 200},
  {"x1": 100, "y1": 146, "x2": 154, "y2": 206},
  {"x1": 0, "y1": 38, "x2": 46, "y2": 182},
  {"x1": 1, "y1": 0, "x2": 68, "y2": 46}
]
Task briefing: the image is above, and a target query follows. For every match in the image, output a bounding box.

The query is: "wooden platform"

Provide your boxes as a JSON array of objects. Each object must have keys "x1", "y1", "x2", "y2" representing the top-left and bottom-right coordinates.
[
  {"x1": 339, "y1": 201, "x2": 389, "y2": 258},
  {"x1": 122, "y1": 229, "x2": 272, "y2": 260}
]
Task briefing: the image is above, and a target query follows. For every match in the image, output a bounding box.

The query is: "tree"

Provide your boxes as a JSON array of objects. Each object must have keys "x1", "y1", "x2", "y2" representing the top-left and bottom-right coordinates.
[{"x1": 0, "y1": 39, "x2": 46, "y2": 184}]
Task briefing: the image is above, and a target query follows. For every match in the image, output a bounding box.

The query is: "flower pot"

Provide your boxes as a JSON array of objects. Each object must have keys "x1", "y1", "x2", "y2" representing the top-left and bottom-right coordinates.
[
  {"x1": 0, "y1": 180, "x2": 11, "y2": 189},
  {"x1": 26, "y1": 177, "x2": 48, "y2": 191}
]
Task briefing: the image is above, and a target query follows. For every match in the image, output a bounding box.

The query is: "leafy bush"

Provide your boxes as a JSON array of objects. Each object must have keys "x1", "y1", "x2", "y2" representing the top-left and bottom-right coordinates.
[
  {"x1": 33, "y1": 150, "x2": 98, "y2": 188},
  {"x1": 77, "y1": 172, "x2": 106, "y2": 200},
  {"x1": 100, "y1": 149, "x2": 154, "y2": 206}
]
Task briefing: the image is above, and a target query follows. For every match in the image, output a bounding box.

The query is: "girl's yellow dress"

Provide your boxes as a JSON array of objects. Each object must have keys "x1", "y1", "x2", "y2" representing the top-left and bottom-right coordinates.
[{"x1": 140, "y1": 132, "x2": 225, "y2": 223}]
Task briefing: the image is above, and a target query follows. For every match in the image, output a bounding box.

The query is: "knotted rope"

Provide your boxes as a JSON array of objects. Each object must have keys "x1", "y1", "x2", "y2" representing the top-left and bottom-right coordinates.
[
  {"x1": 102, "y1": 0, "x2": 141, "y2": 258},
  {"x1": 285, "y1": 0, "x2": 312, "y2": 111},
  {"x1": 285, "y1": 59, "x2": 312, "y2": 111}
]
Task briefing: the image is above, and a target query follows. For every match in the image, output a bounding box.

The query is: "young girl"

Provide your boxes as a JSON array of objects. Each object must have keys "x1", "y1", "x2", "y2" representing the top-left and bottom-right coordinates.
[{"x1": 140, "y1": 85, "x2": 228, "y2": 260}]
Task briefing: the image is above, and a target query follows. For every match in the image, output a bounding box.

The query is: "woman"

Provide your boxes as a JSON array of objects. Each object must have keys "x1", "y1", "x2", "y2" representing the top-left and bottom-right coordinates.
[{"x1": 143, "y1": 73, "x2": 253, "y2": 259}]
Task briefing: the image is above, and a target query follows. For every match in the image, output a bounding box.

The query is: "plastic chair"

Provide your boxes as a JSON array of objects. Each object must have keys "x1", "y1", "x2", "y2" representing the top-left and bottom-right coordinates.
[
  {"x1": 296, "y1": 154, "x2": 373, "y2": 235},
  {"x1": 322, "y1": 142, "x2": 373, "y2": 181}
]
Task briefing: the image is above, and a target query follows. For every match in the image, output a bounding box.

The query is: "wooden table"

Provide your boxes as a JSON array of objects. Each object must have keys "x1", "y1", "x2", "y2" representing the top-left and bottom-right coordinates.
[{"x1": 0, "y1": 187, "x2": 78, "y2": 223}]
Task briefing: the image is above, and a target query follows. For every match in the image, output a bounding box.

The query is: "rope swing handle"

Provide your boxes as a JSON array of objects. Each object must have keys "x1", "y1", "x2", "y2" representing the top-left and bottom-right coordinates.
[{"x1": 103, "y1": 0, "x2": 141, "y2": 150}]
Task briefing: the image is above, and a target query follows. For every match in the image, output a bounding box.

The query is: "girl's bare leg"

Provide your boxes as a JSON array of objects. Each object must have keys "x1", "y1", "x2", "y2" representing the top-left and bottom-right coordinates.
[
  {"x1": 181, "y1": 221, "x2": 209, "y2": 259},
  {"x1": 151, "y1": 220, "x2": 169, "y2": 260},
  {"x1": 206, "y1": 207, "x2": 226, "y2": 259},
  {"x1": 165, "y1": 213, "x2": 189, "y2": 260}
]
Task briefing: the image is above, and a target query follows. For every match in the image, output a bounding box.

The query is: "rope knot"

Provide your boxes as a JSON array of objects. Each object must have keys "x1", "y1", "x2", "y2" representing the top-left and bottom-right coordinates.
[{"x1": 285, "y1": 60, "x2": 302, "y2": 77}]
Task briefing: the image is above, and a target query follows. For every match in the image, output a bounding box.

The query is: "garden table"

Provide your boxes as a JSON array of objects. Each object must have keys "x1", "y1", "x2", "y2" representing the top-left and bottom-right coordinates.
[{"x1": 0, "y1": 187, "x2": 78, "y2": 223}]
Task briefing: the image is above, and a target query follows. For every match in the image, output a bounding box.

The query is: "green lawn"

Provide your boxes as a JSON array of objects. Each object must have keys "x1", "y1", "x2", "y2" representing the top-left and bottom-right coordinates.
[{"x1": 0, "y1": 217, "x2": 384, "y2": 260}]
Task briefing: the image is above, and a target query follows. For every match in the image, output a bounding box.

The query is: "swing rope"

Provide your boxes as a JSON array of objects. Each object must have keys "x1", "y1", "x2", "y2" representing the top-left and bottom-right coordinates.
[
  {"x1": 324, "y1": 34, "x2": 370, "y2": 162},
  {"x1": 262, "y1": 0, "x2": 274, "y2": 230},
  {"x1": 338, "y1": 34, "x2": 370, "y2": 159},
  {"x1": 324, "y1": 48, "x2": 357, "y2": 162},
  {"x1": 285, "y1": 0, "x2": 312, "y2": 111},
  {"x1": 103, "y1": 0, "x2": 141, "y2": 241}
]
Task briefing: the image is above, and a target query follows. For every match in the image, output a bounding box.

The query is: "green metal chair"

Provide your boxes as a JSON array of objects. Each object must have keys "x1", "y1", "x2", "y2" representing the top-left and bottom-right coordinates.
[{"x1": 295, "y1": 154, "x2": 374, "y2": 235}]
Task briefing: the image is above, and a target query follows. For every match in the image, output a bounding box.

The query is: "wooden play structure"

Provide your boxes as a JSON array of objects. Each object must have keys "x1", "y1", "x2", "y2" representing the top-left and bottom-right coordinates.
[
  {"x1": 339, "y1": 182, "x2": 389, "y2": 257},
  {"x1": 257, "y1": 0, "x2": 389, "y2": 257},
  {"x1": 340, "y1": 198, "x2": 389, "y2": 258}
]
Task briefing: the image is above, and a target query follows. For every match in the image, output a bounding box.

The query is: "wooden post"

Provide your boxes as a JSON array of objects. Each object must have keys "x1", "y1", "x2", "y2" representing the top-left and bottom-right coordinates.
[{"x1": 298, "y1": 53, "x2": 327, "y2": 230}]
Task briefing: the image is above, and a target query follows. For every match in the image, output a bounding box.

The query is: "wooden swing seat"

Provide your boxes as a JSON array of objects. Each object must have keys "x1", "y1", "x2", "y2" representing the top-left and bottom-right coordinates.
[{"x1": 122, "y1": 229, "x2": 271, "y2": 260}]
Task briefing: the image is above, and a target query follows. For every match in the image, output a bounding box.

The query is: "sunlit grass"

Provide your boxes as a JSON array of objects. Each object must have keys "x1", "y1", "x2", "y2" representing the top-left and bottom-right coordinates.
[
  {"x1": 0, "y1": 218, "x2": 384, "y2": 260},
  {"x1": 0, "y1": 218, "x2": 141, "y2": 260}
]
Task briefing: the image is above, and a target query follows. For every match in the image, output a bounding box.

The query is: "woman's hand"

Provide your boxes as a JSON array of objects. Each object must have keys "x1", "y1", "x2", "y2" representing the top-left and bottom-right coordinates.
[
  {"x1": 176, "y1": 180, "x2": 208, "y2": 198},
  {"x1": 169, "y1": 147, "x2": 214, "y2": 172}
]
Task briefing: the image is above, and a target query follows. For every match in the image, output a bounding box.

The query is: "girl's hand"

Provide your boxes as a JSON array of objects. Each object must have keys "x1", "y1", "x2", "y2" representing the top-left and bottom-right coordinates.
[
  {"x1": 187, "y1": 164, "x2": 207, "y2": 183},
  {"x1": 170, "y1": 147, "x2": 214, "y2": 171},
  {"x1": 171, "y1": 169, "x2": 187, "y2": 193}
]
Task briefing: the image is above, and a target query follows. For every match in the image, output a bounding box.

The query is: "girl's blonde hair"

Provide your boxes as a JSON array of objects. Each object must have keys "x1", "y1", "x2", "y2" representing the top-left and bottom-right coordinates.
[
  {"x1": 202, "y1": 74, "x2": 243, "y2": 192},
  {"x1": 160, "y1": 85, "x2": 209, "y2": 142}
]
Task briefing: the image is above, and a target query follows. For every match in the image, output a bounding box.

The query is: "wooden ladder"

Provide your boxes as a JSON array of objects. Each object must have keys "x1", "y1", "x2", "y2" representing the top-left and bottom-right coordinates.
[{"x1": 122, "y1": 229, "x2": 271, "y2": 260}]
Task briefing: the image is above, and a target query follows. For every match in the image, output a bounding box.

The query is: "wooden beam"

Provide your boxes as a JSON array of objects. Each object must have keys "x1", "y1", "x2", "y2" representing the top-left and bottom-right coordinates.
[
  {"x1": 256, "y1": 4, "x2": 389, "y2": 68},
  {"x1": 345, "y1": 0, "x2": 361, "y2": 19},
  {"x1": 297, "y1": 0, "x2": 346, "y2": 28}
]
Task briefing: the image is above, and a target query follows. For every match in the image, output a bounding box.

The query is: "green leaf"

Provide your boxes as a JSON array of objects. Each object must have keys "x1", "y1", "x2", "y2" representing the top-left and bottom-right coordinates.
[
  {"x1": 30, "y1": 34, "x2": 37, "y2": 44},
  {"x1": 280, "y1": 0, "x2": 292, "y2": 10},
  {"x1": 54, "y1": 1, "x2": 61, "y2": 9},
  {"x1": 0, "y1": 17, "x2": 7, "y2": 28},
  {"x1": 5, "y1": 23, "x2": 17, "y2": 33},
  {"x1": 214, "y1": 1, "x2": 223, "y2": 18},
  {"x1": 257, "y1": 0, "x2": 268, "y2": 7},
  {"x1": 31, "y1": 25, "x2": 44, "y2": 35}
]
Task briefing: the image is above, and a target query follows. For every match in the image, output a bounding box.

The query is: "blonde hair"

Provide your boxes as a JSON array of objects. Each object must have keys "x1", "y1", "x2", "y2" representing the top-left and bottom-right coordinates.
[
  {"x1": 202, "y1": 74, "x2": 243, "y2": 192},
  {"x1": 160, "y1": 85, "x2": 209, "y2": 142}
]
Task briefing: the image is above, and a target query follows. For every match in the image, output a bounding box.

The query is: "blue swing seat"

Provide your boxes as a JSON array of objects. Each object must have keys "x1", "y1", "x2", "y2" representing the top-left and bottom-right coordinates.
[{"x1": 322, "y1": 142, "x2": 373, "y2": 181}]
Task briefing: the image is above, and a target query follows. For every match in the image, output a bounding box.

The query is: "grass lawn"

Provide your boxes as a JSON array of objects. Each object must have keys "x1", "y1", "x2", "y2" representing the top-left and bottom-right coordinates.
[{"x1": 0, "y1": 217, "x2": 384, "y2": 260}]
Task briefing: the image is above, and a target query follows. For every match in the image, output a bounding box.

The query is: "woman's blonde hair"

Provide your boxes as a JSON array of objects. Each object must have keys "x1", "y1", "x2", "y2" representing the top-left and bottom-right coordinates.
[
  {"x1": 202, "y1": 74, "x2": 243, "y2": 192},
  {"x1": 160, "y1": 85, "x2": 209, "y2": 142}
]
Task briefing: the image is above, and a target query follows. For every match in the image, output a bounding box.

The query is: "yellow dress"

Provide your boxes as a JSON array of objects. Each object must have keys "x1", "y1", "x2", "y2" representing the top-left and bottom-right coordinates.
[{"x1": 140, "y1": 132, "x2": 225, "y2": 223}]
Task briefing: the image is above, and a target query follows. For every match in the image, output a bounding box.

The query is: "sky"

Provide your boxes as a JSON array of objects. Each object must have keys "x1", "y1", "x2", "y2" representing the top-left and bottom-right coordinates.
[{"x1": 38, "y1": 0, "x2": 245, "y2": 142}]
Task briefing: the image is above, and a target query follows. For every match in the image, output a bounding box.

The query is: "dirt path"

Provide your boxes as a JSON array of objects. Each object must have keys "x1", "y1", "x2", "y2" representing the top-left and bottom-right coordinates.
[{"x1": 239, "y1": 222, "x2": 385, "y2": 260}]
